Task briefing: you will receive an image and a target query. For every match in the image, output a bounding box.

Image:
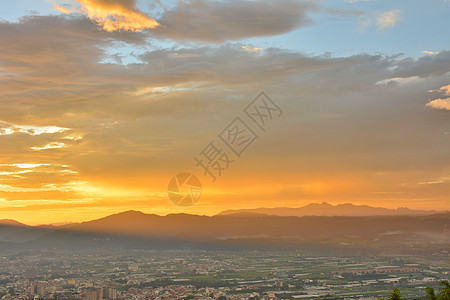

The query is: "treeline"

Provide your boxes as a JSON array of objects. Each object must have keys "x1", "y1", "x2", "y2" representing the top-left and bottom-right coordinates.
[{"x1": 380, "y1": 280, "x2": 450, "y2": 300}]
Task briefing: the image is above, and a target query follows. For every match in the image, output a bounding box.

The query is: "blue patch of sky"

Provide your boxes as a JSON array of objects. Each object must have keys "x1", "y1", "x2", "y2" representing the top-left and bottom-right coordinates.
[
  {"x1": 100, "y1": 39, "x2": 180, "y2": 65},
  {"x1": 244, "y1": 0, "x2": 450, "y2": 58},
  {"x1": 0, "y1": 0, "x2": 57, "y2": 21}
]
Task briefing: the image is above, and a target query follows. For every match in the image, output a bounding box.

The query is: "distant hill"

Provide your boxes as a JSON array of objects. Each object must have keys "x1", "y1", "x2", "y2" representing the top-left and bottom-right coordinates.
[
  {"x1": 25, "y1": 211, "x2": 450, "y2": 254},
  {"x1": 1, "y1": 210, "x2": 448, "y2": 255},
  {"x1": 217, "y1": 202, "x2": 443, "y2": 217},
  {"x1": 0, "y1": 220, "x2": 62, "y2": 243},
  {"x1": 0, "y1": 219, "x2": 27, "y2": 226}
]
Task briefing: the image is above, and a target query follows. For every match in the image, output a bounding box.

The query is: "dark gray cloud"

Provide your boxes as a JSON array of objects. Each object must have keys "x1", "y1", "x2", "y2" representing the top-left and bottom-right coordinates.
[
  {"x1": 392, "y1": 50, "x2": 450, "y2": 78},
  {"x1": 152, "y1": 0, "x2": 318, "y2": 43}
]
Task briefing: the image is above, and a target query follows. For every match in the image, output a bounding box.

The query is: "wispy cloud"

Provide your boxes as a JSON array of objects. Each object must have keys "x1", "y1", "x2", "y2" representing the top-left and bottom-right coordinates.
[
  {"x1": 356, "y1": 9, "x2": 401, "y2": 32},
  {"x1": 422, "y1": 50, "x2": 439, "y2": 56},
  {"x1": 242, "y1": 45, "x2": 263, "y2": 53},
  {"x1": 0, "y1": 121, "x2": 68, "y2": 136},
  {"x1": 31, "y1": 142, "x2": 66, "y2": 151},
  {"x1": 376, "y1": 9, "x2": 401, "y2": 29},
  {"x1": 375, "y1": 76, "x2": 423, "y2": 86}
]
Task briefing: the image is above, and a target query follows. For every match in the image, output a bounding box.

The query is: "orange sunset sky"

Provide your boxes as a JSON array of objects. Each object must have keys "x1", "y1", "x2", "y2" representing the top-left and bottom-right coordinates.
[{"x1": 0, "y1": 0, "x2": 450, "y2": 225}]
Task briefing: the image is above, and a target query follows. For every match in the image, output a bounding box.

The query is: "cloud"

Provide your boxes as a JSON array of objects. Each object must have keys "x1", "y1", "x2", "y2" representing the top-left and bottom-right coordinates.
[
  {"x1": 152, "y1": 0, "x2": 318, "y2": 43},
  {"x1": 376, "y1": 9, "x2": 401, "y2": 29},
  {"x1": 422, "y1": 50, "x2": 439, "y2": 56},
  {"x1": 426, "y1": 83, "x2": 450, "y2": 110},
  {"x1": 0, "y1": 121, "x2": 68, "y2": 136},
  {"x1": 391, "y1": 50, "x2": 450, "y2": 78},
  {"x1": 242, "y1": 45, "x2": 263, "y2": 53},
  {"x1": 31, "y1": 142, "x2": 67, "y2": 151},
  {"x1": 52, "y1": 0, "x2": 318, "y2": 41},
  {"x1": 375, "y1": 76, "x2": 424, "y2": 86},
  {"x1": 426, "y1": 98, "x2": 450, "y2": 110},
  {"x1": 439, "y1": 84, "x2": 450, "y2": 96},
  {"x1": 53, "y1": 0, "x2": 159, "y2": 32},
  {"x1": 356, "y1": 9, "x2": 401, "y2": 32},
  {"x1": 52, "y1": 1, "x2": 72, "y2": 14},
  {"x1": 1, "y1": 163, "x2": 81, "y2": 190},
  {"x1": 0, "y1": 163, "x2": 50, "y2": 169},
  {"x1": 50, "y1": 0, "x2": 318, "y2": 42}
]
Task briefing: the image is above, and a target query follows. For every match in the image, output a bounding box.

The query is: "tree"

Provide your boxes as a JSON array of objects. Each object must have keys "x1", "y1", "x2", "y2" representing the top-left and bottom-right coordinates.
[
  {"x1": 426, "y1": 286, "x2": 437, "y2": 300},
  {"x1": 388, "y1": 288, "x2": 404, "y2": 300},
  {"x1": 425, "y1": 280, "x2": 450, "y2": 300},
  {"x1": 380, "y1": 282, "x2": 450, "y2": 300},
  {"x1": 439, "y1": 280, "x2": 450, "y2": 300}
]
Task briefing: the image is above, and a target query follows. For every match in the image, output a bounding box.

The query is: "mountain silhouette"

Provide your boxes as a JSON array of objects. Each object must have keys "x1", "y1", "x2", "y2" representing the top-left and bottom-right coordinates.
[
  {"x1": 0, "y1": 219, "x2": 27, "y2": 226},
  {"x1": 217, "y1": 202, "x2": 443, "y2": 217},
  {"x1": 0, "y1": 210, "x2": 447, "y2": 254}
]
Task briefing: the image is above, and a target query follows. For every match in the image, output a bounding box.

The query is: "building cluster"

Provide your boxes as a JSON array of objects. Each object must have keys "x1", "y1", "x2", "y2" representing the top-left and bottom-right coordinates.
[
  {"x1": 335, "y1": 266, "x2": 421, "y2": 275},
  {"x1": 0, "y1": 251, "x2": 448, "y2": 299}
]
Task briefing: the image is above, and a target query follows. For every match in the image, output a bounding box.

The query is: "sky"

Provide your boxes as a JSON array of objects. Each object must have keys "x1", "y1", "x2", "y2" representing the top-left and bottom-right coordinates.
[{"x1": 0, "y1": 0, "x2": 449, "y2": 225}]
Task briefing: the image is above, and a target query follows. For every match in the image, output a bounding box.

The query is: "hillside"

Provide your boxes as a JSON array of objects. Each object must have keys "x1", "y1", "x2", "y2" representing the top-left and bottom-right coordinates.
[
  {"x1": 26, "y1": 211, "x2": 450, "y2": 254},
  {"x1": 217, "y1": 202, "x2": 443, "y2": 217},
  {"x1": 0, "y1": 210, "x2": 448, "y2": 254}
]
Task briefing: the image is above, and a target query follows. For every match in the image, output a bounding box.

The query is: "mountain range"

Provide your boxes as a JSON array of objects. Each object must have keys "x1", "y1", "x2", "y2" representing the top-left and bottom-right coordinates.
[
  {"x1": 217, "y1": 202, "x2": 444, "y2": 217},
  {"x1": 0, "y1": 206, "x2": 449, "y2": 255}
]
